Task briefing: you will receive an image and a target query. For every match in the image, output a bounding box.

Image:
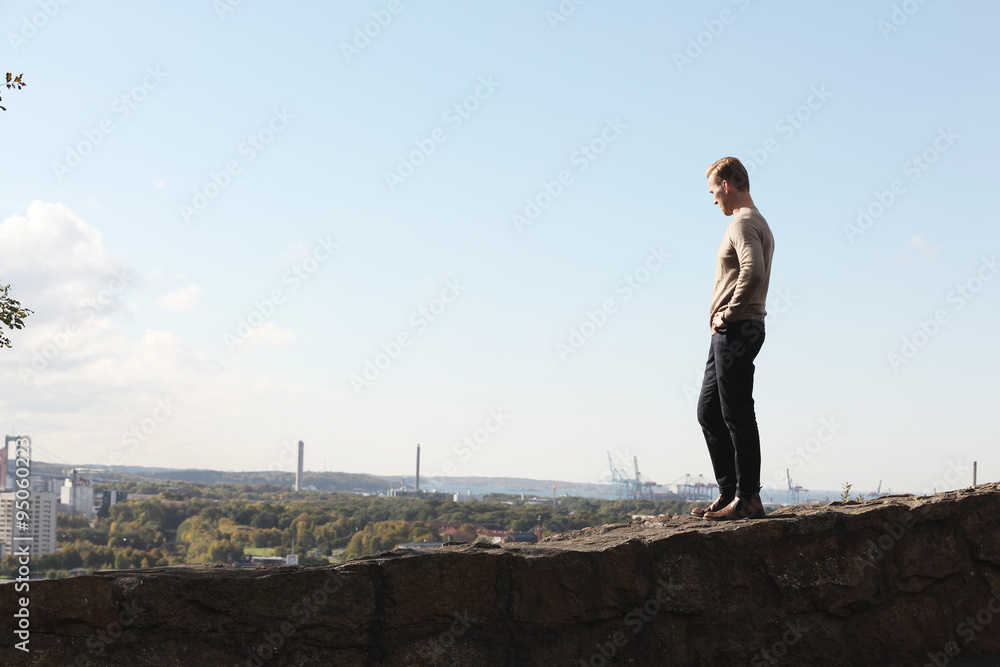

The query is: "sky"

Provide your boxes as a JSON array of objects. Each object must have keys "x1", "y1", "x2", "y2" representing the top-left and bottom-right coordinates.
[{"x1": 1, "y1": 1, "x2": 997, "y2": 497}]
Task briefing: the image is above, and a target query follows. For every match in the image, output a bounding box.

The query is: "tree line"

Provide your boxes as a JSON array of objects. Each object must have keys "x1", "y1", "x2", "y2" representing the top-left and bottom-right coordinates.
[{"x1": 0, "y1": 479, "x2": 691, "y2": 579}]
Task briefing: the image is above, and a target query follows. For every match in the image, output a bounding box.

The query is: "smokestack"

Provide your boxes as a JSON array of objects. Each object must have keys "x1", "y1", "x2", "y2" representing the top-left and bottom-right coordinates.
[
  {"x1": 973, "y1": 461, "x2": 977, "y2": 486},
  {"x1": 415, "y1": 444, "x2": 420, "y2": 493},
  {"x1": 295, "y1": 440, "x2": 304, "y2": 491}
]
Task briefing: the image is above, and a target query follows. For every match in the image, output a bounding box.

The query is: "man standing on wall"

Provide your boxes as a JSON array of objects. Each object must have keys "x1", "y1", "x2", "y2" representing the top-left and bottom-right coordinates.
[{"x1": 691, "y1": 157, "x2": 775, "y2": 521}]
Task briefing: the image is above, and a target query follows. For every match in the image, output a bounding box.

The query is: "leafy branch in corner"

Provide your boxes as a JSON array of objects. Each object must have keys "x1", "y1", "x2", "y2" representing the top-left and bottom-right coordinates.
[
  {"x1": 2, "y1": 72, "x2": 27, "y2": 111},
  {"x1": 1, "y1": 281, "x2": 33, "y2": 348}
]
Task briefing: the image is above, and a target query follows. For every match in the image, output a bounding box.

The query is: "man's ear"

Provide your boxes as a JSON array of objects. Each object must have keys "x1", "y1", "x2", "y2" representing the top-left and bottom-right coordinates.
[{"x1": 721, "y1": 180, "x2": 730, "y2": 194}]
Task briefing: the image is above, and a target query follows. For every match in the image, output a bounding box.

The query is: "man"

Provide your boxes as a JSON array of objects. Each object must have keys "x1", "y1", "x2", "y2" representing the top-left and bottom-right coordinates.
[{"x1": 692, "y1": 157, "x2": 774, "y2": 521}]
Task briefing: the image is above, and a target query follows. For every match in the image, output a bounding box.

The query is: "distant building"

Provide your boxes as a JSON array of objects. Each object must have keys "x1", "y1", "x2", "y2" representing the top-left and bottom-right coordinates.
[
  {"x1": 501, "y1": 533, "x2": 538, "y2": 544},
  {"x1": 476, "y1": 525, "x2": 508, "y2": 544},
  {"x1": 251, "y1": 556, "x2": 286, "y2": 568},
  {"x1": 432, "y1": 522, "x2": 508, "y2": 544},
  {"x1": 453, "y1": 492, "x2": 483, "y2": 503},
  {"x1": 386, "y1": 489, "x2": 449, "y2": 500},
  {"x1": 396, "y1": 541, "x2": 446, "y2": 551},
  {"x1": 0, "y1": 490, "x2": 59, "y2": 556},
  {"x1": 101, "y1": 490, "x2": 129, "y2": 508},
  {"x1": 0, "y1": 440, "x2": 8, "y2": 491},
  {"x1": 35, "y1": 476, "x2": 62, "y2": 494},
  {"x1": 0, "y1": 435, "x2": 30, "y2": 491},
  {"x1": 60, "y1": 477, "x2": 95, "y2": 519}
]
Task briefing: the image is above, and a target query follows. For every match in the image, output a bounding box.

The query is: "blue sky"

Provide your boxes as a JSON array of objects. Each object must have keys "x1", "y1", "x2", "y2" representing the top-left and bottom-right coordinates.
[{"x1": 1, "y1": 1, "x2": 996, "y2": 496}]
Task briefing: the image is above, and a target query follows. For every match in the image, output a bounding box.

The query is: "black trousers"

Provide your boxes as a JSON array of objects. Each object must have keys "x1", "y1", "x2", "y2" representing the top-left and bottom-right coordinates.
[{"x1": 696, "y1": 319, "x2": 765, "y2": 499}]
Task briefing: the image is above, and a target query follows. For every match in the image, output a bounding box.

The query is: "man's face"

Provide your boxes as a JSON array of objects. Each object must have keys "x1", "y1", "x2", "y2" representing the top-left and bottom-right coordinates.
[{"x1": 708, "y1": 177, "x2": 732, "y2": 216}]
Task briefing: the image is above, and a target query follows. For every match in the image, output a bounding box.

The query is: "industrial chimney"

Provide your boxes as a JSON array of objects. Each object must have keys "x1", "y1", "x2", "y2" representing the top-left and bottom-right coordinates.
[
  {"x1": 295, "y1": 440, "x2": 304, "y2": 491},
  {"x1": 415, "y1": 444, "x2": 421, "y2": 493}
]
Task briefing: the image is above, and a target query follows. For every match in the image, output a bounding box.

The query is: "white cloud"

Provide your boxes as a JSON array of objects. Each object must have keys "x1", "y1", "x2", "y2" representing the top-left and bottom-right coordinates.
[
  {"x1": 898, "y1": 235, "x2": 942, "y2": 263},
  {"x1": 0, "y1": 200, "x2": 132, "y2": 322},
  {"x1": 280, "y1": 241, "x2": 311, "y2": 264},
  {"x1": 149, "y1": 268, "x2": 188, "y2": 282},
  {"x1": 242, "y1": 320, "x2": 297, "y2": 350},
  {"x1": 155, "y1": 284, "x2": 200, "y2": 313},
  {"x1": 0, "y1": 202, "x2": 320, "y2": 470}
]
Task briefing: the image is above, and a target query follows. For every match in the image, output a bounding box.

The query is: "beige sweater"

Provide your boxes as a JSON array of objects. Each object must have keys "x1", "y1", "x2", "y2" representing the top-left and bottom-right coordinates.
[{"x1": 709, "y1": 206, "x2": 774, "y2": 329}]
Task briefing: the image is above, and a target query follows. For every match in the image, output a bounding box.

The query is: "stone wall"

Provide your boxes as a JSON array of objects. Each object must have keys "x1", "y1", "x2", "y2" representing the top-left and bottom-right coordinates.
[{"x1": 2, "y1": 484, "x2": 1000, "y2": 666}]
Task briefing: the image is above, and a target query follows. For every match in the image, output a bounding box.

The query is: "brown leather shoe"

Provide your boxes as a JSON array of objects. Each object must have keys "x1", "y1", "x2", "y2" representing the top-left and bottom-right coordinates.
[
  {"x1": 703, "y1": 494, "x2": 766, "y2": 521},
  {"x1": 690, "y1": 492, "x2": 736, "y2": 517}
]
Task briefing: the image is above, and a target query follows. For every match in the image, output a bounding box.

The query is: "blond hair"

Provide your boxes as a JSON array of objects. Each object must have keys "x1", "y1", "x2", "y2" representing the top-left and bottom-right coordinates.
[{"x1": 706, "y1": 157, "x2": 750, "y2": 192}]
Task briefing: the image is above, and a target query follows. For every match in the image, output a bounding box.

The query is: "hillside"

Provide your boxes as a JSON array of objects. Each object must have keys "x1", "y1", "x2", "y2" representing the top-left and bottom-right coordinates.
[{"x1": 29, "y1": 461, "x2": 394, "y2": 494}]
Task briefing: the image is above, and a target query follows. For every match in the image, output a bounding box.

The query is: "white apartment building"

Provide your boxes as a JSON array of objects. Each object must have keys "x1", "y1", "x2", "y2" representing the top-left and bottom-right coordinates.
[
  {"x1": 60, "y1": 478, "x2": 95, "y2": 519},
  {"x1": 0, "y1": 490, "x2": 59, "y2": 556}
]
